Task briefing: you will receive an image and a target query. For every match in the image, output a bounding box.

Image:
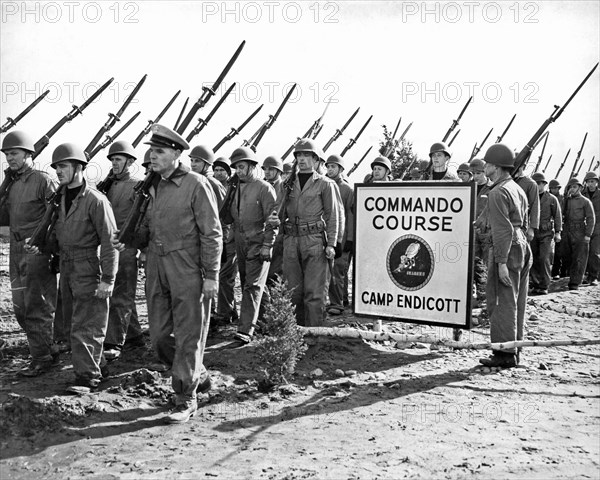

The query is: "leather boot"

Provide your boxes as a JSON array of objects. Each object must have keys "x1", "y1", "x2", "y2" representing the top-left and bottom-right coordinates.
[{"x1": 479, "y1": 351, "x2": 517, "y2": 368}]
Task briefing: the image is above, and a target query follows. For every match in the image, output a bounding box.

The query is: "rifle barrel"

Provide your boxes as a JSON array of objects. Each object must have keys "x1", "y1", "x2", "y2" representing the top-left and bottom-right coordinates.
[{"x1": 1, "y1": 89, "x2": 50, "y2": 133}]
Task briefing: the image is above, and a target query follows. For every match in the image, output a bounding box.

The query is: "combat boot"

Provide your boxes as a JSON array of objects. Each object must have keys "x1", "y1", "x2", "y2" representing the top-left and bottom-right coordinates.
[
  {"x1": 166, "y1": 401, "x2": 198, "y2": 424},
  {"x1": 479, "y1": 351, "x2": 517, "y2": 368}
]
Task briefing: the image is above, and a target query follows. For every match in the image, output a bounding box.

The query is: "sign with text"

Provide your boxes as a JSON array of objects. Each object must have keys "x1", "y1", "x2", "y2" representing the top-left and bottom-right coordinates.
[{"x1": 353, "y1": 182, "x2": 475, "y2": 329}]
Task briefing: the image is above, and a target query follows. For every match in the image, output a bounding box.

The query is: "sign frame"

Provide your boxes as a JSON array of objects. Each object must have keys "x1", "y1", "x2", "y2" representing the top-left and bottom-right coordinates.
[{"x1": 352, "y1": 181, "x2": 476, "y2": 330}]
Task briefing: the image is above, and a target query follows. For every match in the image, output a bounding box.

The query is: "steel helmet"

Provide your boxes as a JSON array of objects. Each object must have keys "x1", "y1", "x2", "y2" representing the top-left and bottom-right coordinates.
[
  {"x1": 325, "y1": 154, "x2": 345, "y2": 170},
  {"x1": 315, "y1": 146, "x2": 327, "y2": 164},
  {"x1": 566, "y1": 176, "x2": 583, "y2": 188},
  {"x1": 293, "y1": 138, "x2": 320, "y2": 158},
  {"x1": 189, "y1": 145, "x2": 215, "y2": 165},
  {"x1": 531, "y1": 172, "x2": 547, "y2": 184},
  {"x1": 51, "y1": 143, "x2": 88, "y2": 168},
  {"x1": 262, "y1": 155, "x2": 283, "y2": 172},
  {"x1": 282, "y1": 162, "x2": 294, "y2": 174},
  {"x1": 584, "y1": 171, "x2": 599, "y2": 182},
  {"x1": 1, "y1": 130, "x2": 35, "y2": 153},
  {"x1": 142, "y1": 149, "x2": 151, "y2": 167},
  {"x1": 409, "y1": 167, "x2": 422, "y2": 179},
  {"x1": 483, "y1": 143, "x2": 515, "y2": 168},
  {"x1": 548, "y1": 179, "x2": 561, "y2": 189},
  {"x1": 429, "y1": 142, "x2": 451, "y2": 158},
  {"x1": 213, "y1": 156, "x2": 231, "y2": 176},
  {"x1": 371, "y1": 156, "x2": 391, "y2": 171},
  {"x1": 469, "y1": 158, "x2": 486, "y2": 173},
  {"x1": 230, "y1": 146, "x2": 258, "y2": 166},
  {"x1": 457, "y1": 162, "x2": 472, "y2": 174},
  {"x1": 107, "y1": 140, "x2": 137, "y2": 161}
]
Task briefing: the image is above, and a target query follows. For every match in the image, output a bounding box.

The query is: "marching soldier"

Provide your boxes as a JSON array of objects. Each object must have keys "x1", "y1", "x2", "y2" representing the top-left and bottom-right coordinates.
[
  {"x1": 583, "y1": 171, "x2": 600, "y2": 286},
  {"x1": 479, "y1": 144, "x2": 531, "y2": 368},
  {"x1": 0, "y1": 131, "x2": 59, "y2": 376},
  {"x1": 189, "y1": 145, "x2": 226, "y2": 208},
  {"x1": 273, "y1": 138, "x2": 340, "y2": 326},
  {"x1": 562, "y1": 177, "x2": 596, "y2": 290},
  {"x1": 457, "y1": 162, "x2": 473, "y2": 182},
  {"x1": 103, "y1": 141, "x2": 145, "y2": 361},
  {"x1": 529, "y1": 172, "x2": 562, "y2": 295},
  {"x1": 427, "y1": 142, "x2": 459, "y2": 180},
  {"x1": 325, "y1": 154, "x2": 354, "y2": 315},
  {"x1": 26, "y1": 143, "x2": 118, "y2": 392},
  {"x1": 113, "y1": 125, "x2": 222, "y2": 423}
]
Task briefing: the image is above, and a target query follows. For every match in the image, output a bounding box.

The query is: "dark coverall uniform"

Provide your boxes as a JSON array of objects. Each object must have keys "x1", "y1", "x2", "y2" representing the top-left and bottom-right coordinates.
[
  {"x1": 530, "y1": 191, "x2": 562, "y2": 291},
  {"x1": 53, "y1": 181, "x2": 118, "y2": 385},
  {"x1": 216, "y1": 177, "x2": 238, "y2": 322},
  {"x1": 562, "y1": 192, "x2": 595, "y2": 288},
  {"x1": 551, "y1": 192, "x2": 566, "y2": 277},
  {"x1": 1, "y1": 166, "x2": 58, "y2": 364},
  {"x1": 137, "y1": 165, "x2": 222, "y2": 406},
  {"x1": 228, "y1": 177, "x2": 277, "y2": 338},
  {"x1": 105, "y1": 171, "x2": 144, "y2": 349},
  {"x1": 486, "y1": 177, "x2": 532, "y2": 354},
  {"x1": 515, "y1": 175, "x2": 541, "y2": 232},
  {"x1": 282, "y1": 173, "x2": 340, "y2": 326},
  {"x1": 583, "y1": 188, "x2": 600, "y2": 282}
]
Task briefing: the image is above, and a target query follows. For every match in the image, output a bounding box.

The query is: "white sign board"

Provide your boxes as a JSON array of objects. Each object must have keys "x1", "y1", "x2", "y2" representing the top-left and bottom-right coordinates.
[{"x1": 353, "y1": 182, "x2": 476, "y2": 329}]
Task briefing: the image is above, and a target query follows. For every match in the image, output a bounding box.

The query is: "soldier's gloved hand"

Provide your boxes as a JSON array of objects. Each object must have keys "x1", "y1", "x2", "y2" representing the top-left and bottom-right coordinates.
[
  {"x1": 267, "y1": 211, "x2": 281, "y2": 228},
  {"x1": 584, "y1": 235, "x2": 591, "y2": 243},
  {"x1": 95, "y1": 281, "x2": 114, "y2": 299},
  {"x1": 498, "y1": 263, "x2": 512, "y2": 287},
  {"x1": 259, "y1": 246, "x2": 272, "y2": 262},
  {"x1": 325, "y1": 246, "x2": 335, "y2": 260},
  {"x1": 526, "y1": 227, "x2": 535, "y2": 242},
  {"x1": 111, "y1": 231, "x2": 126, "y2": 252},
  {"x1": 23, "y1": 238, "x2": 40, "y2": 255},
  {"x1": 334, "y1": 243, "x2": 343, "y2": 259},
  {"x1": 554, "y1": 232, "x2": 562, "y2": 243},
  {"x1": 203, "y1": 278, "x2": 219, "y2": 300},
  {"x1": 343, "y1": 240, "x2": 353, "y2": 253}
]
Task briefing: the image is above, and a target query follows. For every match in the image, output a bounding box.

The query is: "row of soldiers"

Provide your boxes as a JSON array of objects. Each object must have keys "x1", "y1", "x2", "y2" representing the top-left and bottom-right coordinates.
[{"x1": 1, "y1": 125, "x2": 598, "y2": 422}]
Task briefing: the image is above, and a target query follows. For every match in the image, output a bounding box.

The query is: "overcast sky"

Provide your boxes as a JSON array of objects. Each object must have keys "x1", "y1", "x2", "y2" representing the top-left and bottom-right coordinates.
[{"x1": 1, "y1": 1, "x2": 599, "y2": 185}]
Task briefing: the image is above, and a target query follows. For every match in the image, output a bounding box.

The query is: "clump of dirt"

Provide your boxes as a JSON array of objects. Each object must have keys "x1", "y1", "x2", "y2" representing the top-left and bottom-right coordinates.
[{"x1": 108, "y1": 368, "x2": 172, "y2": 402}]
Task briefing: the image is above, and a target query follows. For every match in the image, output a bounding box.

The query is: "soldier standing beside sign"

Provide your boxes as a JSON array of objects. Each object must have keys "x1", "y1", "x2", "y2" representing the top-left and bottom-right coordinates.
[
  {"x1": 582, "y1": 171, "x2": 600, "y2": 286},
  {"x1": 427, "y1": 142, "x2": 459, "y2": 180},
  {"x1": 479, "y1": 144, "x2": 531, "y2": 368},
  {"x1": 0, "y1": 131, "x2": 59, "y2": 376}
]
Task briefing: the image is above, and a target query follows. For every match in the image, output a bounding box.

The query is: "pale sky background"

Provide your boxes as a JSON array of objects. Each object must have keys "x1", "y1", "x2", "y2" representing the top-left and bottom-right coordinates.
[{"x1": 1, "y1": 0, "x2": 599, "y2": 186}]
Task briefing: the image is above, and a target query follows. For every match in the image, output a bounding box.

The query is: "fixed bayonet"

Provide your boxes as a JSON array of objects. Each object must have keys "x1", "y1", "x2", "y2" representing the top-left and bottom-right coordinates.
[
  {"x1": 541, "y1": 154, "x2": 553, "y2": 174},
  {"x1": 347, "y1": 146, "x2": 373, "y2": 177},
  {"x1": 186, "y1": 82, "x2": 236, "y2": 143},
  {"x1": 323, "y1": 107, "x2": 360, "y2": 152},
  {"x1": 85, "y1": 74, "x2": 147, "y2": 155},
  {"x1": 448, "y1": 128, "x2": 460, "y2": 147},
  {"x1": 214, "y1": 104, "x2": 263, "y2": 153},
  {"x1": 312, "y1": 124, "x2": 324, "y2": 140},
  {"x1": 89, "y1": 111, "x2": 141, "y2": 160},
  {"x1": 1, "y1": 89, "x2": 50, "y2": 133},
  {"x1": 132, "y1": 90, "x2": 180, "y2": 147},
  {"x1": 555, "y1": 149, "x2": 571, "y2": 179},
  {"x1": 587, "y1": 156, "x2": 596, "y2": 173},
  {"x1": 341, "y1": 115, "x2": 372, "y2": 157},
  {"x1": 469, "y1": 128, "x2": 494, "y2": 161},
  {"x1": 251, "y1": 83, "x2": 297, "y2": 152},
  {"x1": 496, "y1": 113, "x2": 516, "y2": 143},
  {"x1": 174, "y1": 97, "x2": 189, "y2": 131},
  {"x1": 442, "y1": 96, "x2": 472, "y2": 143},
  {"x1": 569, "y1": 132, "x2": 588, "y2": 178},
  {"x1": 534, "y1": 132, "x2": 550, "y2": 172},
  {"x1": 177, "y1": 40, "x2": 245, "y2": 134}
]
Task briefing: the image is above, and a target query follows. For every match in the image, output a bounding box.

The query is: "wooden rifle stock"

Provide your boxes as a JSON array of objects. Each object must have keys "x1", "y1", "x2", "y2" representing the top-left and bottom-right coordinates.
[
  {"x1": 219, "y1": 174, "x2": 239, "y2": 225},
  {"x1": 118, "y1": 171, "x2": 157, "y2": 246},
  {"x1": 28, "y1": 187, "x2": 63, "y2": 250}
]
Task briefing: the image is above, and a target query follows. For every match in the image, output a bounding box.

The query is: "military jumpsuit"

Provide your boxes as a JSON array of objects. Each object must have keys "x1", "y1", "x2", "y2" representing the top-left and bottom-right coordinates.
[
  {"x1": 530, "y1": 191, "x2": 562, "y2": 291},
  {"x1": 1, "y1": 166, "x2": 58, "y2": 364},
  {"x1": 562, "y1": 192, "x2": 595, "y2": 288}
]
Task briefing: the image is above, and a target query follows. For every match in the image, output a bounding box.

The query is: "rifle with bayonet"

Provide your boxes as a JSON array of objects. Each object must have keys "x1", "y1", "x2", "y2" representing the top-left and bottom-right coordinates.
[
  {"x1": 132, "y1": 90, "x2": 180, "y2": 148},
  {"x1": 186, "y1": 83, "x2": 236, "y2": 143},
  {"x1": 587, "y1": 156, "x2": 596, "y2": 174},
  {"x1": 85, "y1": 74, "x2": 147, "y2": 156},
  {"x1": 569, "y1": 132, "x2": 587, "y2": 179},
  {"x1": 448, "y1": 129, "x2": 460, "y2": 147},
  {"x1": 496, "y1": 114, "x2": 516, "y2": 143},
  {"x1": 381, "y1": 116, "x2": 401, "y2": 158},
  {"x1": 309, "y1": 101, "x2": 332, "y2": 141},
  {"x1": 213, "y1": 104, "x2": 263, "y2": 153},
  {"x1": 346, "y1": 146, "x2": 372, "y2": 177},
  {"x1": 32, "y1": 77, "x2": 114, "y2": 159},
  {"x1": 388, "y1": 121, "x2": 413, "y2": 159},
  {"x1": 469, "y1": 128, "x2": 493, "y2": 162},
  {"x1": 541, "y1": 154, "x2": 553, "y2": 175},
  {"x1": 117, "y1": 170, "x2": 160, "y2": 246},
  {"x1": 250, "y1": 84, "x2": 297, "y2": 153},
  {"x1": 323, "y1": 107, "x2": 360, "y2": 153},
  {"x1": 512, "y1": 63, "x2": 598, "y2": 177},
  {"x1": 173, "y1": 97, "x2": 189, "y2": 131},
  {"x1": 176, "y1": 41, "x2": 245, "y2": 135},
  {"x1": 534, "y1": 132, "x2": 549, "y2": 172},
  {"x1": 1, "y1": 90, "x2": 50, "y2": 133},
  {"x1": 341, "y1": 115, "x2": 372, "y2": 157},
  {"x1": 442, "y1": 96, "x2": 472, "y2": 143},
  {"x1": 555, "y1": 149, "x2": 571, "y2": 179},
  {"x1": 312, "y1": 124, "x2": 324, "y2": 140}
]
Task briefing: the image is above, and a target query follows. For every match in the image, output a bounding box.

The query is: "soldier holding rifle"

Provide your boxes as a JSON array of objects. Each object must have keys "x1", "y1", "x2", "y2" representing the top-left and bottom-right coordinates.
[{"x1": 582, "y1": 171, "x2": 600, "y2": 286}]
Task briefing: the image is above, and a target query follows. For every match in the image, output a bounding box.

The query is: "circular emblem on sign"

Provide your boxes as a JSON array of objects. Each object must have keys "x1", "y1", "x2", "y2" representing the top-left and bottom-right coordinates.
[{"x1": 387, "y1": 234, "x2": 434, "y2": 291}]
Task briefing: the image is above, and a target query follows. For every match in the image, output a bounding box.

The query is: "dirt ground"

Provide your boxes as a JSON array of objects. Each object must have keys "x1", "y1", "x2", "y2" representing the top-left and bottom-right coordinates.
[{"x1": 1, "y1": 234, "x2": 599, "y2": 480}]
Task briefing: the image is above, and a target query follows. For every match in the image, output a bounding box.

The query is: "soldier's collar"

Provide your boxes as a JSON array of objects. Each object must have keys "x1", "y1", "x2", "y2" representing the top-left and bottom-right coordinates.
[{"x1": 163, "y1": 162, "x2": 190, "y2": 186}]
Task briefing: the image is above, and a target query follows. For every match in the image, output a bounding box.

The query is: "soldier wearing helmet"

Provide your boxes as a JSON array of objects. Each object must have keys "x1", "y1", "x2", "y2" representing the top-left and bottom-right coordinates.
[
  {"x1": 282, "y1": 161, "x2": 294, "y2": 181},
  {"x1": 112, "y1": 124, "x2": 222, "y2": 423},
  {"x1": 0, "y1": 131, "x2": 60, "y2": 376},
  {"x1": 470, "y1": 159, "x2": 493, "y2": 302},
  {"x1": 426, "y1": 142, "x2": 459, "y2": 180},
  {"x1": 101, "y1": 141, "x2": 145, "y2": 360},
  {"x1": 26, "y1": 142, "x2": 119, "y2": 392},
  {"x1": 189, "y1": 145, "x2": 226, "y2": 209},
  {"x1": 457, "y1": 162, "x2": 473, "y2": 182},
  {"x1": 221, "y1": 147, "x2": 277, "y2": 347},
  {"x1": 513, "y1": 156, "x2": 540, "y2": 242},
  {"x1": 478, "y1": 143, "x2": 531, "y2": 369},
  {"x1": 270, "y1": 138, "x2": 340, "y2": 326},
  {"x1": 549, "y1": 178, "x2": 566, "y2": 279},
  {"x1": 325, "y1": 154, "x2": 354, "y2": 315},
  {"x1": 370, "y1": 156, "x2": 392, "y2": 182},
  {"x1": 562, "y1": 176, "x2": 596, "y2": 290},
  {"x1": 213, "y1": 157, "x2": 232, "y2": 184},
  {"x1": 529, "y1": 172, "x2": 562, "y2": 295},
  {"x1": 583, "y1": 171, "x2": 600, "y2": 286},
  {"x1": 548, "y1": 179, "x2": 563, "y2": 204}
]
